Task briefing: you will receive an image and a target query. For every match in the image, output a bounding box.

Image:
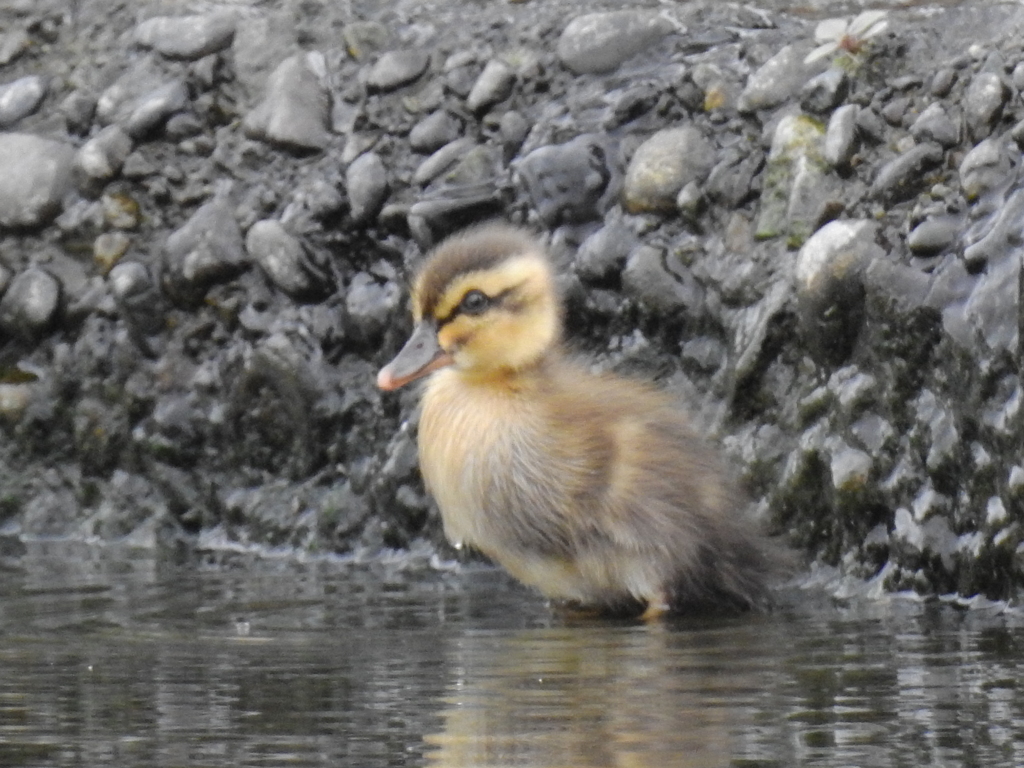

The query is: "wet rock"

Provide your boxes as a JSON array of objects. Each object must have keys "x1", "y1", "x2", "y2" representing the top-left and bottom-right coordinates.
[
  {"x1": 498, "y1": 110, "x2": 529, "y2": 156},
  {"x1": 623, "y1": 126, "x2": 714, "y2": 214},
  {"x1": 963, "y1": 186, "x2": 1024, "y2": 269},
  {"x1": 756, "y1": 114, "x2": 831, "y2": 246},
  {"x1": 366, "y1": 49, "x2": 430, "y2": 92},
  {"x1": 345, "y1": 272, "x2": 401, "y2": 341},
  {"x1": 830, "y1": 443, "x2": 873, "y2": 492},
  {"x1": 0, "y1": 133, "x2": 75, "y2": 228},
  {"x1": 916, "y1": 389, "x2": 960, "y2": 473},
  {"x1": 342, "y1": 20, "x2": 391, "y2": 61},
  {"x1": 346, "y1": 151, "x2": 388, "y2": 225},
  {"x1": 574, "y1": 223, "x2": 638, "y2": 284},
  {"x1": 93, "y1": 231, "x2": 131, "y2": 274},
  {"x1": 108, "y1": 261, "x2": 166, "y2": 340},
  {"x1": 0, "y1": 75, "x2": 46, "y2": 128},
  {"x1": 910, "y1": 103, "x2": 959, "y2": 148},
  {"x1": 231, "y1": 12, "x2": 300, "y2": 100},
  {"x1": 930, "y1": 68, "x2": 957, "y2": 97},
  {"x1": 622, "y1": 244, "x2": 701, "y2": 316},
  {"x1": 466, "y1": 59, "x2": 516, "y2": 113},
  {"x1": 0, "y1": 382, "x2": 32, "y2": 423},
  {"x1": 243, "y1": 52, "x2": 331, "y2": 151},
  {"x1": 800, "y1": 68, "x2": 847, "y2": 114},
  {"x1": 907, "y1": 216, "x2": 959, "y2": 256},
  {"x1": 246, "y1": 219, "x2": 327, "y2": 300},
  {"x1": 163, "y1": 197, "x2": 247, "y2": 301},
  {"x1": 517, "y1": 134, "x2": 617, "y2": 226},
  {"x1": 75, "y1": 125, "x2": 133, "y2": 182},
  {"x1": 964, "y1": 71, "x2": 1008, "y2": 140},
  {"x1": 738, "y1": 44, "x2": 820, "y2": 113},
  {"x1": 134, "y1": 12, "x2": 237, "y2": 60},
  {"x1": 60, "y1": 90, "x2": 97, "y2": 135},
  {"x1": 409, "y1": 110, "x2": 462, "y2": 153},
  {"x1": 96, "y1": 64, "x2": 189, "y2": 137},
  {"x1": 413, "y1": 137, "x2": 475, "y2": 185},
  {"x1": 557, "y1": 10, "x2": 675, "y2": 74},
  {"x1": 961, "y1": 247, "x2": 1019, "y2": 353},
  {"x1": 823, "y1": 104, "x2": 859, "y2": 169},
  {"x1": 125, "y1": 80, "x2": 189, "y2": 138},
  {"x1": 870, "y1": 143, "x2": 943, "y2": 203},
  {"x1": 958, "y1": 138, "x2": 1012, "y2": 202},
  {"x1": 795, "y1": 220, "x2": 881, "y2": 366},
  {"x1": 0, "y1": 267, "x2": 61, "y2": 337},
  {"x1": 0, "y1": 29, "x2": 29, "y2": 67}
]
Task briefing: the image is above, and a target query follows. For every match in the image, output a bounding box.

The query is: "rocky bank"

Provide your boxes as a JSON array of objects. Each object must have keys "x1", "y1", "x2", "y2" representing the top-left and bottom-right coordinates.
[{"x1": 1, "y1": 0, "x2": 1023, "y2": 601}]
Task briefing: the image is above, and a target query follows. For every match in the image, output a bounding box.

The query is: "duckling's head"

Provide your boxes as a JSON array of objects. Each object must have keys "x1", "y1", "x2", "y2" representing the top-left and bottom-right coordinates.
[{"x1": 377, "y1": 224, "x2": 561, "y2": 390}]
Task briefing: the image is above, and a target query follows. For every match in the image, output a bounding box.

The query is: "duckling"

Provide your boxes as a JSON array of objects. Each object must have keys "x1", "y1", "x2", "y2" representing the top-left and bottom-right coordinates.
[{"x1": 377, "y1": 224, "x2": 777, "y2": 616}]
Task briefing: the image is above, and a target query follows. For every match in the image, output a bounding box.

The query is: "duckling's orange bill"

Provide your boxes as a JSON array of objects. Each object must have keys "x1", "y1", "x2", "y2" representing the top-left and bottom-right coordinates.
[{"x1": 377, "y1": 320, "x2": 455, "y2": 391}]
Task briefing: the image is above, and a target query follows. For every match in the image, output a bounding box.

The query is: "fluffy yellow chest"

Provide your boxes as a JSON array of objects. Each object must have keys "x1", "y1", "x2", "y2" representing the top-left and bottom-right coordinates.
[{"x1": 417, "y1": 369, "x2": 532, "y2": 550}]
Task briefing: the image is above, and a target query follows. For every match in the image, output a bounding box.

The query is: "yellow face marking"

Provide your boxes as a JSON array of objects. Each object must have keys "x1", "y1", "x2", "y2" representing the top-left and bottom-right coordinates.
[
  {"x1": 429, "y1": 254, "x2": 549, "y2": 322},
  {"x1": 410, "y1": 252, "x2": 560, "y2": 378}
]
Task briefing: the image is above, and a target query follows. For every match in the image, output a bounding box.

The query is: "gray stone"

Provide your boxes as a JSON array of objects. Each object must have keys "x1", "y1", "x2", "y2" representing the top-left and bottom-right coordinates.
[
  {"x1": 0, "y1": 29, "x2": 29, "y2": 67},
  {"x1": 800, "y1": 68, "x2": 848, "y2": 113},
  {"x1": 962, "y1": 247, "x2": 1019, "y2": 353},
  {"x1": 623, "y1": 126, "x2": 714, "y2": 214},
  {"x1": 134, "y1": 12, "x2": 237, "y2": 60},
  {"x1": 231, "y1": 12, "x2": 299, "y2": 100},
  {"x1": 366, "y1": 49, "x2": 429, "y2": 92},
  {"x1": 75, "y1": 125, "x2": 133, "y2": 181},
  {"x1": 958, "y1": 138, "x2": 1012, "y2": 202},
  {"x1": 0, "y1": 133, "x2": 75, "y2": 228},
  {"x1": 0, "y1": 267, "x2": 60, "y2": 336},
  {"x1": 963, "y1": 186, "x2": 1024, "y2": 268},
  {"x1": 557, "y1": 10, "x2": 675, "y2": 74},
  {"x1": 830, "y1": 444, "x2": 873, "y2": 491},
  {"x1": 346, "y1": 152, "x2": 388, "y2": 225},
  {"x1": 870, "y1": 143, "x2": 943, "y2": 203},
  {"x1": 930, "y1": 68, "x2": 957, "y2": 97},
  {"x1": 795, "y1": 220, "x2": 881, "y2": 366},
  {"x1": 345, "y1": 272, "x2": 401, "y2": 339},
  {"x1": 246, "y1": 219, "x2": 323, "y2": 299},
  {"x1": 124, "y1": 80, "x2": 188, "y2": 137},
  {"x1": 109, "y1": 261, "x2": 165, "y2": 338},
  {"x1": 409, "y1": 110, "x2": 461, "y2": 153},
  {"x1": 0, "y1": 75, "x2": 46, "y2": 128},
  {"x1": 243, "y1": 52, "x2": 331, "y2": 151},
  {"x1": 466, "y1": 59, "x2": 516, "y2": 113},
  {"x1": 738, "y1": 44, "x2": 821, "y2": 113},
  {"x1": 413, "y1": 138, "x2": 475, "y2": 186},
  {"x1": 622, "y1": 245, "x2": 700, "y2": 315},
  {"x1": 755, "y1": 114, "x2": 829, "y2": 246},
  {"x1": 499, "y1": 110, "x2": 529, "y2": 154},
  {"x1": 965, "y1": 71, "x2": 1008, "y2": 140},
  {"x1": 96, "y1": 63, "x2": 188, "y2": 136},
  {"x1": 517, "y1": 134, "x2": 617, "y2": 226},
  {"x1": 910, "y1": 103, "x2": 959, "y2": 148},
  {"x1": 163, "y1": 197, "x2": 247, "y2": 299},
  {"x1": 823, "y1": 104, "x2": 859, "y2": 168},
  {"x1": 907, "y1": 216, "x2": 959, "y2": 256},
  {"x1": 574, "y1": 223, "x2": 638, "y2": 283}
]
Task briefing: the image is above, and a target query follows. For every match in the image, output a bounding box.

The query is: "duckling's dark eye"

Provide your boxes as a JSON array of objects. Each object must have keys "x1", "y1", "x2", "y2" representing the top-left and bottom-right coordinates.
[{"x1": 459, "y1": 289, "x2": 490, "y2": 315}]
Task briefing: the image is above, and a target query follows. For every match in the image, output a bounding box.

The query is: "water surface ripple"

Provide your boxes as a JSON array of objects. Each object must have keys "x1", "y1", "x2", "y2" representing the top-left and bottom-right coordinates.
[{"x1": 0, "y1": 541, "x2": 1021, "y2": 767}]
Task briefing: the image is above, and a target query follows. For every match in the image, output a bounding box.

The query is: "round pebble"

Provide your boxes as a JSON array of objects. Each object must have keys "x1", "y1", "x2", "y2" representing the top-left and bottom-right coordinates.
[
  {"x1": 243, "y1": 52, "x2": 331, "y2": 151},
  {"x1": 0, "y1": 133, "x2": 75, "y2": 228},
  {"x1": 623, "y1": 126, "x2": 714, "y2": 214},
  {"x1": 0, "y1": 267, "x2": 61, "y2": 337},
  {"x1": 557, "y1": 10, "x2": 675, "y2": 74}
]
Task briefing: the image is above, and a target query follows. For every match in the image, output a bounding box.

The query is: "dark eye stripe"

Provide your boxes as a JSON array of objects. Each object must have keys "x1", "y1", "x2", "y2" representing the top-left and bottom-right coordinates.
[{"x1": 435, "y1": 287, "x2": 516, "y2": 327}]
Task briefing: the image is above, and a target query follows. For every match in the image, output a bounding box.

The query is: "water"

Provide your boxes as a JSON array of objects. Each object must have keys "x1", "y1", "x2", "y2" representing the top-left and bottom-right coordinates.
[{"x1": 1, "y1": 540, "x2": 1023, "y2": 768}]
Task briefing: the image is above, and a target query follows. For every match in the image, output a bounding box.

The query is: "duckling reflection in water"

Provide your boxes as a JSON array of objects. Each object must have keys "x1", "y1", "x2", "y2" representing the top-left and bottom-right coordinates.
[{"x1": 378, "y1": 224, "x2": 779, "y2": 617}]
